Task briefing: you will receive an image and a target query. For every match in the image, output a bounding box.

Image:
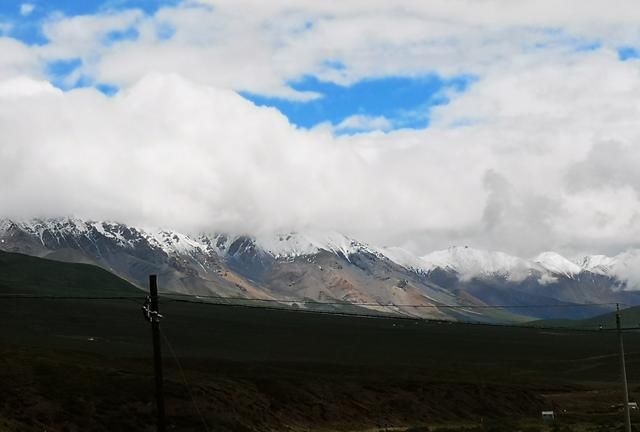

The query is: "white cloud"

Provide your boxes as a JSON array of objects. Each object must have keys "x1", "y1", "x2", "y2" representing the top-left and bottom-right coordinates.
[
  {"x1": 20, "y1": 3, "x2": 35, "y2": 17},
  {"x1": 0, "y1": 76, "x2": 60, "y2": 98},
  {"x1": 335, "y1": 115, "x2": 393, "y2": 133},
  {"x1": 0, "y1": 74, "x2": 374, "y2": 236},
  {"x1": 0, "y1": 0, "x2": 640, "y2": 266},
  {"x1": 611, "y1": 250, "x2": 640, "y2": 290},
  {"x1": 29, "y1": 1, "x2": 640, "y2": 97},
  {"x1": 2, "y1": 48, "x2": 640, "y2": 260},
  {"x1": 41, "y1": 10, "x2": 144, "y2": 59},
  {"x1": 0, "y1": 38, "x2": 43, "y2": 80}
]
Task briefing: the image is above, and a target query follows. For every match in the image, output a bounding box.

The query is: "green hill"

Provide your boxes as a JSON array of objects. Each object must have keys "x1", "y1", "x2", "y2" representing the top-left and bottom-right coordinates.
[
  {"x1": 0, "y1": 250, "x2": 142, "y2": 297},
  {"x1": 533, "y1": 304, "x2": 640, "y2": 330},
  {"x1": 578, "y1": 305, "x2": 640, "y2": 330}
]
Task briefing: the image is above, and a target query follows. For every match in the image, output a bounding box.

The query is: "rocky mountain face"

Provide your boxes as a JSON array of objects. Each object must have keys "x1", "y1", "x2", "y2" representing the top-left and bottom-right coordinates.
[{"x1": 1, "y1": 217, "x2": 638, "y2": 322}]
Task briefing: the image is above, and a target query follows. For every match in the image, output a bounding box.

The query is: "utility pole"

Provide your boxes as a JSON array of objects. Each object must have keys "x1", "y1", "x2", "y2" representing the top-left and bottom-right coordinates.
[
  {"x1": 144, "y1": 275, "x2": 166, "y2": 432},
  {"x1": 617, "y1": 303, "x2": 632, "y2": 432}
]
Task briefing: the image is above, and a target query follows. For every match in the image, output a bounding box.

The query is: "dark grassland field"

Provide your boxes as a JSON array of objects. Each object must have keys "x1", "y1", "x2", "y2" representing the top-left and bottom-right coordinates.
[{"x1": 1, "y1": 251, "x2": 640, "y2": 431}]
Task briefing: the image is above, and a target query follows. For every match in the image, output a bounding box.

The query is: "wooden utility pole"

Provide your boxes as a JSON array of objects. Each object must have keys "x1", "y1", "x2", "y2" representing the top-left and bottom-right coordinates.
[
  {"x1": 146, "y1": 275, "x2": 166, "y2": 432},
  {"x1": 617, "y1": 304, "x2": 632, "y2": 432}
]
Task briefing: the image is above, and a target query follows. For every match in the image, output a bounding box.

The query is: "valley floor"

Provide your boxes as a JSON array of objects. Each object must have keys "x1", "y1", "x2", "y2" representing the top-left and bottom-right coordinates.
[{"x1": 1, "y1": 297, "x2": 639, "y2": 431}]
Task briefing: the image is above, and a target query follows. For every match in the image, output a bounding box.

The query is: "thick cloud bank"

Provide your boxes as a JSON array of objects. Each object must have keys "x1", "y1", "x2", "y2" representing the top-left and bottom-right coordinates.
[
  {"x1": 1, "y1": 0, "x2": 640, "y2": 260},
  {"x1": 2, "y1": 49, "x2": 640, "y2": 259}
]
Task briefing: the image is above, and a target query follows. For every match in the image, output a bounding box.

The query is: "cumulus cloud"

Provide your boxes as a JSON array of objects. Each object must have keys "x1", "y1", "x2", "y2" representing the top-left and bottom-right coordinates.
[
  {"x1": 41, "y1": 10, "x2": 144, "y2": 60},
  {"x1": 334, "y1": 115, "x2": 393, "y2": 133},
  {"x1": 0, "y1": 74, "x2": 371, "y2": 235},
  {"x1": 612, "y1": 251, "x2": 640, "y2": 290},
  {"x1": 0, "y1": 73, "x2": 493, "y2": 244},
  {"x1": 0, "y1": 0, "x2": 640, "y2": 268},
  {"x1": 32, "y1": 0, "x2": 640, "y2": 97},
  {"x1": 19, "y1": 3, "x2": 35, "y2": 17},
  {"x1": 0, "y1": 38, "x2": 42, "y2": 80},
  {"x1": 3, "y1": 49, "x2": 640, "y2": 259}
]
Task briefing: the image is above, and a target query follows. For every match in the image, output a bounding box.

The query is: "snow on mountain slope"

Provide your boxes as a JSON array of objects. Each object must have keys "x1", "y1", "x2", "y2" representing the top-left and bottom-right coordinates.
[
  {"x1": 533, "y1": 252, "x2": 582, "y2": 278},
  {"x1": 599, "y1": 250, "x2": 640, "y2": 290},
  {"x1": 12, "y1": 218, "x2": 132, "y2": 248},
  {"x1": 388, "y1": 244, "x2": 638, "y2": 288},
  {"x1": 0, "y1": 219, "x2": 14, "y2": 233},
  {"x1": 3, "y1": 217, "x2": 640, "y2": 289},
  {"x1": 1, "y1": 218, "x2": 379, "y2": 263},
  {"x1": 199, "y1": 231, "x2": 380, "y2": 262},
  {"x1": 419, "y1": 246, "x2": 533, "y2": 281},
  {"x1": 6, "y1": 218, "x2": 207, "y2": 257},
  {"x1": 254, "y1": 231, "x2": 376, "y2": 259},
  {"x1": 143, "y1": 228, "x2": 209, "y2": 255},
  {"x1": 576, "y1": 254, "x2": 618, "y2": 276},
  {"x1": 376, "y1": 246, "x2": 427, "y2": 271},
  {"x1": 574, "y1": 251, "x2": 640, "y2": 286},
  {"x1": 5, "y1": 217, "x2": 640, "y2": 322}
]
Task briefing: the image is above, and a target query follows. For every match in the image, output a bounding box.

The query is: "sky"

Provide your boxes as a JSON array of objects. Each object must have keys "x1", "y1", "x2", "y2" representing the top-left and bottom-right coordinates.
[{"x1": 1, "y1": 0, "x2": 640, "y2": 259}]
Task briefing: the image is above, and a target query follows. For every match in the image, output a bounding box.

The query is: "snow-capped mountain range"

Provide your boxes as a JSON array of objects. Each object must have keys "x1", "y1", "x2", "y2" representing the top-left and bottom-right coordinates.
[
  {"x1": 1, "y1": 217, "x2": 639, "y2": 322},
  {"x1": 3, "y1": 216, "x2": 632, "y2": 281},
  {"x1": 388, "y1": 243, "x2": 637, "y2": 288}
]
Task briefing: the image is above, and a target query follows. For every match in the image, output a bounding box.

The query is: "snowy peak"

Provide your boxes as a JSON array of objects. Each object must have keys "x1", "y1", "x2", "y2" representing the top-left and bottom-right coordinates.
[
  {"x1": 196, "y1": 231, "x2": 379, "y2": 260},
  {"x1": 254, "y1": 231, "x2": 375, "y2": 259},
  {"x1": 406, "y1": 246, "x2": 640, "y2": 288},
  {"x1": 574, "y1": 250, "x2": 640, "y2": 289},
  {"x1": 0, "y1": 217, "x2": 208, "y2": 257},
  {"x1": 419, "y1": 246, "x2": 533, "y2": 281},
  {"x1": 576, "y1": 254, "x2": 617, "y2": 276},
  {"x1": 0, "y1": 218, "x2": 15, "y2": 233},
  {"x1": 394, "y1": 246, "x2": 627, "y2": 283},
  {"x1": 3, "y1": 217, "x2": 639, "y2": 288},
  {"x1": 377, "y1": 246, "x2": 426, "y2": 271},
  {"x1": 1, "y1": 218, "x2": 377, "y2": 262},
  {"x1": 143, "y1": 228, "x2": 209, "y2": 256},
  {"x1": 534, "y1": 251, "x2": 582, "y2": 277}
]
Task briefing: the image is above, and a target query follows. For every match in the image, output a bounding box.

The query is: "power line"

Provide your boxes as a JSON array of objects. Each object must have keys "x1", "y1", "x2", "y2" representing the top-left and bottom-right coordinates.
[
  {"x1": 0, "y1": 292, "x2": 626, "y2": 309},
  {"x1": 164, "y1": 297, "x2": 640, "y2": 330},
  {"x1": 157, "y1": 292, "x2": 627, "y2": 309},
  {"x1": 0, "y1": 294, "x2": 146, "y2": 300},
  {"x1": 1, "y1": 292, "x2": 638, "y2": 331},
  {"x1": 161, "y1": 329, "x2": 211, "y2": 432}
]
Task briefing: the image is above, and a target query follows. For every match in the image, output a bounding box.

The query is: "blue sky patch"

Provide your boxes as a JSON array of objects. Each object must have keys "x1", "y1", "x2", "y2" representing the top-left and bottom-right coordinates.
[
  {"x1": 0, "y1": 2, "x2": 47, "y2": 45},
  {"x1": 322, "y1": 60, "x2": 347, "y2": 71},
  {"x1": 529, "y1": 28, "x2": 601, "y2": 54},
  {"x1": 103, "y1": 26, "x2": 139, "y2": 46},
  {"x1": 242, "y1": 75, "x2": 474, "y2": 132},
  {"x1": 619, "y1": 47, "x2": 640, "y2": 61},
  {"x1": 95, "y1": 83, "x2": 119, "y2": 96},
  {"x1": 155, "y1": 21, "x2": 176, "y2": 40},
  {"x1": 47, "y1": 59, "x2": 119, "y2": 94},
  {"x1": 574, "y1": 40, "x2": 602, "y2": 52},
  {"x1": 46, "y1": 58, "x2": 82, "y2": 88},
  {"x1": 0, "y1": 0, "x2": 179, "y2": 45}
]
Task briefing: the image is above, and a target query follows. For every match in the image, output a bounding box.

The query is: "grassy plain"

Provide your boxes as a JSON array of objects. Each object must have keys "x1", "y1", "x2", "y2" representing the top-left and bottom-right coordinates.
[{"x1": 1, "y1": 251, "x2": 640, "y2": 431}]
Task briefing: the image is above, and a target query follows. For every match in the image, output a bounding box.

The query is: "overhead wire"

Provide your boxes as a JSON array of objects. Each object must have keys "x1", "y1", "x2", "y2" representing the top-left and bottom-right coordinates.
[
  {"x1": 0, "y1": 292, "x2": 632, "y2": 331},
  {"x1": 156, "y1": 292, "x2": 625, "y2": 309},
  {"x1": 160, "y1": 329, "x2": 211, "y2": 432},
  {"x1": 0, "y1": 294, "x2": 147, "y2": 300},
  {"x1": 0, "y1": 292, "x2": 626, "y2": 310}
]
